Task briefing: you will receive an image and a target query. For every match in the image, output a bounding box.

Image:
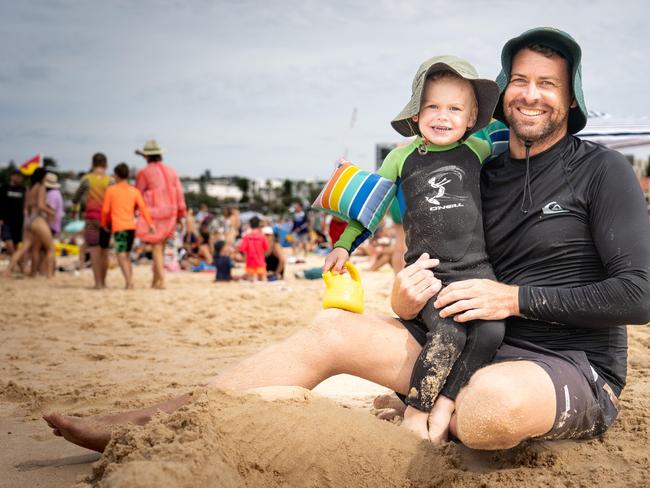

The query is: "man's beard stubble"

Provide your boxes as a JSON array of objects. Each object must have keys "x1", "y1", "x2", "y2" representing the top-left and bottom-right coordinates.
[{"x1": 505, "y1": 101, "x2": 569, "y2": 147}]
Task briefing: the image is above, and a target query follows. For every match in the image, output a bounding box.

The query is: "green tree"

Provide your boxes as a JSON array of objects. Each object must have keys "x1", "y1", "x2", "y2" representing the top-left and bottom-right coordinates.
[
  {"x1": 43, "y1": 157, "x2": 58, "y2": 168},
  {"x1": 0, "y1": 161, "x2": 18, "y2": 185},
  {"x1": 234, "y1": 177, "x2": 250, "y2": 203},
  {"x1": 281, "y1": 179, "x2": 293, "y2": 208}
]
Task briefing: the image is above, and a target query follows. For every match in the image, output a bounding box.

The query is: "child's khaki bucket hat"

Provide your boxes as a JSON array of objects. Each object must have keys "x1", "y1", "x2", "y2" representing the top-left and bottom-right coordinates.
[{"x1": 391, "y1": 55, "x2": 499, "y2": 138}]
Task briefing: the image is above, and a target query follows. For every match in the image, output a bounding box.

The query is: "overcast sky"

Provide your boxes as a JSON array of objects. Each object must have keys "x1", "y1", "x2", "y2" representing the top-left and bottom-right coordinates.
[{"x1": 1, "y1": 0, "x2": 648, "y2": 179}]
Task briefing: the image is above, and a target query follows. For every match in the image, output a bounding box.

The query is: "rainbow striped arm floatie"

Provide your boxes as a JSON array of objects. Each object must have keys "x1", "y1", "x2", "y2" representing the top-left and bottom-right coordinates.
[{"x1": 312, "y1": 160, "x2": 396, "y2": 233}]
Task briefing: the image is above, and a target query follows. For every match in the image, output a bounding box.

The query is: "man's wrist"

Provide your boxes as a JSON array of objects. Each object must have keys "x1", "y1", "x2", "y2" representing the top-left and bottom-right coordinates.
[{"x1": 512, "y1": 285, "x2": 523, "y2": 316}]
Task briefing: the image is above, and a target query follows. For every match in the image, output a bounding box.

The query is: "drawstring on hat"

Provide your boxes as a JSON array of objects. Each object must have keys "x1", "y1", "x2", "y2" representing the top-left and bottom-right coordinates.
[{"x1": 520, "y1": 140, "x2": 533, "y2": 214}]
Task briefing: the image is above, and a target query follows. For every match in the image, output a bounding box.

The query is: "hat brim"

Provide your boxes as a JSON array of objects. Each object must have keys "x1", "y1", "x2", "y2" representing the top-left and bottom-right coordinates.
[
  {"x1": 493, "y1": 28, "x2": 587, "y2": 134},
  {"x1": 135, "y1": 148, "x2": 165, "y2": 157},
  {"x1": 391, "y1": 63, "x2": 500, "y2": 138}
]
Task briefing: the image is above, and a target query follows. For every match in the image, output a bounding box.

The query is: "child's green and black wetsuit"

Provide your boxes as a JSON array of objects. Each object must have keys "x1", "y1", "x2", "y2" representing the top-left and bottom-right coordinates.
[{"x1": 336, "y1": 121, "x2": 508, "y2": 411}]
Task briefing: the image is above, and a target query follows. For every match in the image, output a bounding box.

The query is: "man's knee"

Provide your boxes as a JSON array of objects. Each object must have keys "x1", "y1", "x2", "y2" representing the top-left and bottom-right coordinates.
[
  {"x1": 454, "y1": 365, "x2": 533, "y2": 450},
  {"x1": 307, "y1": 308, "x2": 360, "y2": 358}
]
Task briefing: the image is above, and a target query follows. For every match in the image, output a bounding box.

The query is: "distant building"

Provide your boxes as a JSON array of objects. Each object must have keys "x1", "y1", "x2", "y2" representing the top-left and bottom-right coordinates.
[
  {"x1": 182, "y1": 181, "x2": 201, "y2": 194},
  {"x1": 204, "y1": 182, "x2": 243, "y2": 201}
]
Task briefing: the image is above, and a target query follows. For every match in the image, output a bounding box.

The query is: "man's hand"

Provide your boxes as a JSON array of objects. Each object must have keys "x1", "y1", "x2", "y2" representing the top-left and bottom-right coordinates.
[
  {"x1": 391, "y1": 253, "x2": 441, "y2": 320},
  {"x1": 148, "y1": 224, "x2": 156, "y2": 235},
  {"x1": 323, "y1": 247, "x2": 350, "y2": 273},
  {"x1": 434, "y1": 279, "x2": 520, "y2": 322}
]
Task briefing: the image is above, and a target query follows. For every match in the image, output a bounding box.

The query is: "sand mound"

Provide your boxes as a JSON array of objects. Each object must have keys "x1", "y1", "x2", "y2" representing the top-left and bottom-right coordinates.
[{"x1": 81, "y1": 388, "x2": 455, "y2": 488}]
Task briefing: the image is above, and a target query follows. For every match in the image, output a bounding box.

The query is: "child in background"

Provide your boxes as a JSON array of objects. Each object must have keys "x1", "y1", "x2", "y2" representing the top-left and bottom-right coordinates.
[
  {"x1": 238, "y1": 216, "x2": 269, "y2": 281},
  {"x1": 213, "y1": 240, "x2": 235, "y2": 282},
  {"x1": 101, "y1": 163, "x2": 155, "y2": 289},
  {"x1": 323, "y1": 56, "x2": 506, "y2": 443}
]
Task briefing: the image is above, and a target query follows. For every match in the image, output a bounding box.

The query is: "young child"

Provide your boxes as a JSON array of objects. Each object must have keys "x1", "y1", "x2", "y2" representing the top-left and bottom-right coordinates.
[
  {"x1": 323, "y1": 56, "x2": 507, "y2": 444},
  {"x1": 101, "y1": 163, "x2": 155, "y2": 289},
  {"x1": 238, "y1": 216, "x2": 269, "y2": 281},
  {"x1": 214, "y1": 240, "x2": 235, "y2": 282}
]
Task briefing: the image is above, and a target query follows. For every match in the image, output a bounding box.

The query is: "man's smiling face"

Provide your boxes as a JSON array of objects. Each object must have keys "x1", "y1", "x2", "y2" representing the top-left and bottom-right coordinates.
[{"x1": 503, "y1": 47, "x2": 576, "y2": 147}]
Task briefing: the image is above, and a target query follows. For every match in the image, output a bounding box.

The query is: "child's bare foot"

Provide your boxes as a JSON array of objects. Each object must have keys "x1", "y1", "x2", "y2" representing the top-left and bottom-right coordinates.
[
  {"x1": 42, "y1": 413, "x2": 114, "y2": 452},
  {"x1": 401, "y1": 405, "x2": 430, "y2": 440},
  {"x1": 427, "y1": 395, "x2": 455, "y2": 446}
]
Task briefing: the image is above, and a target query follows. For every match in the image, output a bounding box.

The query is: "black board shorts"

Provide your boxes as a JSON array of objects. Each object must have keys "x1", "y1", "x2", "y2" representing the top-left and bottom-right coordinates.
[{"x1": 400, "y1": 318, "x2": 620, "y2": 440}]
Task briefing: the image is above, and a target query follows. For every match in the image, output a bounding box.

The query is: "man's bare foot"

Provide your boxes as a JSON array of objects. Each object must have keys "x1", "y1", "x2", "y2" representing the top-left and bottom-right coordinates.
[
  {"x1": 373, "y1": 393, "x2": 407, "y2": 413},
  {"x1": 372, "y1": 393, "x2": 407, "y2": 421},
  {"x1": 427, "y1": 395, "x2": 455, "y2": 446},
  {"x1": 401, "y1": 405, "x2": 430, "y2": 440},
  {"x1": 42, "y1": 413, "x2": 114, "y2": 452}
]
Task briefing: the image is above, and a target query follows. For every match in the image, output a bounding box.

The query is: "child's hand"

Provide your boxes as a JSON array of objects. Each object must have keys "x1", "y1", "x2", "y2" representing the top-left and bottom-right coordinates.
[
  {"x1": 323, "y1": 248, "x2": 349, "y2": 274},
  {"x1": 148, "y1": 224, "x2": 156, "y2": 234}
]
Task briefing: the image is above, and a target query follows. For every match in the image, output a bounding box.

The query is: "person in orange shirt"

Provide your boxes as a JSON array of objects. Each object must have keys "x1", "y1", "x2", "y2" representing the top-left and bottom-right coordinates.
[{"x1": 101, "y1": 163, "x2": 155, "y2": 289}]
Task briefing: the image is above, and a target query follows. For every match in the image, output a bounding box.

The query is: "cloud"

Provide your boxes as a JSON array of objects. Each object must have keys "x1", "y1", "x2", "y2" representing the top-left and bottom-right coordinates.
[{"x1": 1, "y1": 0, "x2": 649, "y2": 178}]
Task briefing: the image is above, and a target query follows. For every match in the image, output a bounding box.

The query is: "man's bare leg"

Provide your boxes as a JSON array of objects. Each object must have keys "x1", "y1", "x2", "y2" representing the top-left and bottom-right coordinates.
[
  {"x1": 89, "y1": 246, "x2": 104, "y2": 288},
  {"x1": 44, "y1": 309, "x2": 423, "y2": 452},
  {"x1": 43, "y1": 393, "x2": 193, "y2": 452},
  {"x1": 450, "y1": 361, "x2": 556, "y2": 450},
  {"x1": 100, "y1": 248, "x2": 109, "y2": 286}
]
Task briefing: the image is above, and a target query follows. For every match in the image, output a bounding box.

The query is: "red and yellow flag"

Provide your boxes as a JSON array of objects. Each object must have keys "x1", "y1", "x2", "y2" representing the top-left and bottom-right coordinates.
[{"x1": 20, "y1": 154, "x2": 42, "y2": 176}]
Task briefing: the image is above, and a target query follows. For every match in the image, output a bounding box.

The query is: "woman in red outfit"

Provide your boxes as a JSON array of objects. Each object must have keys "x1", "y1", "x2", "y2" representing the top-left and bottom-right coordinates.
[{"x1": 134, "y1": 140, "x2": 186, "y2": 289}]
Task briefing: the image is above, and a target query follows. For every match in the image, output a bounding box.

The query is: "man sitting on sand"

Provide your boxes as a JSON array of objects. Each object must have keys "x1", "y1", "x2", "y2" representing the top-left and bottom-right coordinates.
[{"x1": 44, "y1": 27, "x2": 650, "y2": 452}]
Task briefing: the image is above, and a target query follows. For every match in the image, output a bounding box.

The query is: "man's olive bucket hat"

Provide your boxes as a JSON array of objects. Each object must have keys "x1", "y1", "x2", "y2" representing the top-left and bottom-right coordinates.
[
  {"x1": 494, "y1": 27, "x2": 588, "y2": 134},
  {"x1": 391, "y1": 55, "x2": 500, "y2": 138}
]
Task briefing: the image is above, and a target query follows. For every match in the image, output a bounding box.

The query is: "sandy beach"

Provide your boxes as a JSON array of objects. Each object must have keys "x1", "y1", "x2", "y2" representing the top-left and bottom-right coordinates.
[{"x1": 1, "y1": 259, "x2": 649, "y2": 487}]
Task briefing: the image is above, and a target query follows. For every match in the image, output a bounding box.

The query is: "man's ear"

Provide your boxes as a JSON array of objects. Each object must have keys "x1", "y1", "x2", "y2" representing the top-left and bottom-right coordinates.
[{"x1": 411, "y1": 115, "x2": 419, "y2": 123}]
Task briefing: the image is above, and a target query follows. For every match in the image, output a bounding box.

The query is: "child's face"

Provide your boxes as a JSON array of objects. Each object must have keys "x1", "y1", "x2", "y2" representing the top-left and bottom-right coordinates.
[{"x1": 412, "y1": 76, "x2": 477, "y2": 146}]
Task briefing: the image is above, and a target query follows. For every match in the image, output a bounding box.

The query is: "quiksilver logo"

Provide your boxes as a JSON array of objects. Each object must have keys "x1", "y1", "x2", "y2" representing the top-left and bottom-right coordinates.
[{"x1": 542, "y1": 201, "x2": 570, "y2": 215}]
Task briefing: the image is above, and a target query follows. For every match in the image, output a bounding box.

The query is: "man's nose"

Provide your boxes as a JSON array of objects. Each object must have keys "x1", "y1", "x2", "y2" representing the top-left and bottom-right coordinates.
[{"x1": 521, "y1": 82, "x2": 541, "y2": 104}]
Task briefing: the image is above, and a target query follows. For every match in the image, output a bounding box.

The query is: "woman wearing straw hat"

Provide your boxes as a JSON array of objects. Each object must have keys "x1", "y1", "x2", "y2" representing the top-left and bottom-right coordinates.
[{"x1": 134, "y1": 140, "x2": 186, "y2": 289}]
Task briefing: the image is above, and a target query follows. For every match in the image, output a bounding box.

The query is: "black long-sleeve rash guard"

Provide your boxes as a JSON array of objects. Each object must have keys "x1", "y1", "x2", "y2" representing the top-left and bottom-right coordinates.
[{"x1": 481, "y1": 134, "x2": 650, "y2": 394}]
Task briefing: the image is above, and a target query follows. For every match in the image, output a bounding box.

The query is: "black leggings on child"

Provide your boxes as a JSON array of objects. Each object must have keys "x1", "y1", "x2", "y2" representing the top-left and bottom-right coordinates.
[{"x1": 404, "y1": 298, "x2": 505, "y2": 411}]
